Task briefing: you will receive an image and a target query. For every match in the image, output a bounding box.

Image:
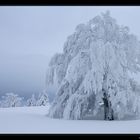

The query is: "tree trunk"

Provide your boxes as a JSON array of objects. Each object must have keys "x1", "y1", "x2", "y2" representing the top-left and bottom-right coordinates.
[
  {"x1": 102, "y1": 71, "x2": 114, "y2": 121},
  {"x1": 102, "y1": 91, "x2": 114, "y2": 120}
]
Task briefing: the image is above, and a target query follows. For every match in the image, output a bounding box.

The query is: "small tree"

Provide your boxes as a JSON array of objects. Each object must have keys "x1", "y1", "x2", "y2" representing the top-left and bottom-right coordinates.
[
  {"x1": 36, "y1": 91, "x2": 49, "y2": 106},
  {"x1": 1, "y1": 93, "x2": 23, "y2": 108},
  {"x1": 27, "y1": 94, "x2": 36, "y2": 106}
]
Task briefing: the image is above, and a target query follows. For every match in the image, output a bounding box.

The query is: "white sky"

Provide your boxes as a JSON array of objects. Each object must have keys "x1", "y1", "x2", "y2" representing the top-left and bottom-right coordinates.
[{"x1": 0, "y1": 6, "x2": 140, "y2": 98}]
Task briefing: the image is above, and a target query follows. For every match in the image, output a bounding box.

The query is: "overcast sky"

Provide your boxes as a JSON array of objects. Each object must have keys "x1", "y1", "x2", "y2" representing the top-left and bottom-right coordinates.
[{"x1": 0, "y1": 6, "x2": 140, "y2": 98}]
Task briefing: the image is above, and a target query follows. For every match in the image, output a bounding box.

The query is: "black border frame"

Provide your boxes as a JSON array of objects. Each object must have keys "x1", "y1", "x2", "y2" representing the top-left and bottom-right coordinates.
[{"x1": 0, "y1": 0, "x2": 140, "y2": 6}]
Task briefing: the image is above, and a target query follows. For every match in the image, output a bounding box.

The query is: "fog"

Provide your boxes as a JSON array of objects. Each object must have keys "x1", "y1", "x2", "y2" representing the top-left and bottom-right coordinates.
[{"x1": 0, "y1": 6, "x2": 140, "y2": 98}]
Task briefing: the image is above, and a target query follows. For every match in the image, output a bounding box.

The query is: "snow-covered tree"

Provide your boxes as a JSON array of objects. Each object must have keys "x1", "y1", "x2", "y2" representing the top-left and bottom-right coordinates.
[
  {"x1": 1, "y1": 93, "x2": 23, "y2": 108},
  {"x1": 26, "y1": 94, "x2": 36, "y2": 106},
  {"x1": 47, "y1": 11, "x2": 140, "y2": 120},
  {"x1": 36, "y1": 90, "x2": 49, "y2": 106}
]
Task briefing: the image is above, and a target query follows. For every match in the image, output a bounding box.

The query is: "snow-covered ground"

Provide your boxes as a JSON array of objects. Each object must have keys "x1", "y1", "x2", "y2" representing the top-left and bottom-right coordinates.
[{"x1": 0, "y1": 106, "x2": 140, "y2": 134}]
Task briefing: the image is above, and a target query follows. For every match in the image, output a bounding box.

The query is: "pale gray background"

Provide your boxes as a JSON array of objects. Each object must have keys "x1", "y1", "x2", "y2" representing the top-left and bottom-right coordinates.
[{"x1": 0, "y1": 6, "x2": 140, "y2": 98}]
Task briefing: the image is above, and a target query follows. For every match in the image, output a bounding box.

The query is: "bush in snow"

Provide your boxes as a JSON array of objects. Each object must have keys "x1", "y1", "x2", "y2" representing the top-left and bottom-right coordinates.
[
  {"x1": 47, "y1": 11, "x2": 140, "y2": 120},
  {"x1": 1, "y1": 93, "x2": 23, "y2": 108}
]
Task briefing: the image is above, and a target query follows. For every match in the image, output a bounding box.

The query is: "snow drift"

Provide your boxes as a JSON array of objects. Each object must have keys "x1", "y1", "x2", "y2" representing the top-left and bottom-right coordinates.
[
  {"x1": 1, "y1": 106, "x2": 140, "y2": 133},
  {"x1": 46, "y1": 11, "x2": 140, "y2": 120}
]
